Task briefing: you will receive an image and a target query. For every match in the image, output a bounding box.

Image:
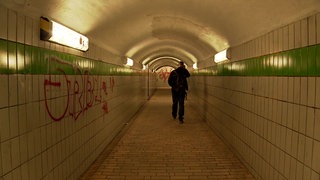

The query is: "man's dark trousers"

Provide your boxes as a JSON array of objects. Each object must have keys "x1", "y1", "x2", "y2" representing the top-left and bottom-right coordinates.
[{"x1": 171, "y1": 89, "x2": 186, "y2": 120}]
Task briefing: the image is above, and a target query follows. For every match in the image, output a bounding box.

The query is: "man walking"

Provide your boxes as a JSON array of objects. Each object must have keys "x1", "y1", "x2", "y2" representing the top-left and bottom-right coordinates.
[{"x1": 168, "y1": 62, "x2": 190, "y2": 124}]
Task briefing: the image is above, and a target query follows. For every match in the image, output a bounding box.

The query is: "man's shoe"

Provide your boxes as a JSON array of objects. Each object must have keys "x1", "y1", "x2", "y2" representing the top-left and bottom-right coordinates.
[
  {"x1": 172, "y1": 115, "x2": 177, "y2": 119},
  {"x1": 179, "y1": 119, "x2": 184, "y2": 124}
]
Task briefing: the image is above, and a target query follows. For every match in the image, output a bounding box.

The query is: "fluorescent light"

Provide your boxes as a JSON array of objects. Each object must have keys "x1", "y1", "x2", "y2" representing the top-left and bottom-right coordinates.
[
  {"x1": 40, "y1": 17, "x2": 89, "y2": 51},
  {"x1": 214, "y1": 49, "x2": 229, "y2": 63},
  {"x1": 193, "y1": 63, "x2": 198, "y2": 69},
  {"x1": 126, "y1": 57, "x2": 134, "y2": 66}
]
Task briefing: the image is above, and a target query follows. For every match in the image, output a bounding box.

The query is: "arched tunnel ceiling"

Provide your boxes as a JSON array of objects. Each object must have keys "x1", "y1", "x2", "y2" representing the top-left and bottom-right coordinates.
[{"x1": 1, "y1": 0, "x2": 320, "y2": 70}]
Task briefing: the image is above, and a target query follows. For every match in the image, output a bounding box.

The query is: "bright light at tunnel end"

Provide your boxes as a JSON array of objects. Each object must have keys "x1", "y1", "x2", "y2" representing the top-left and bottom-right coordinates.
[{"x1": 214, "y1": 49, "x2": 229, "y2": 63}]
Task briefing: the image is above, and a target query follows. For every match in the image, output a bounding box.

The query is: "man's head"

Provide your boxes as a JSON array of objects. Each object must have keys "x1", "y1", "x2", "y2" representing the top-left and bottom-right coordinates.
[{"x1": 179, "y1": 61, "x2": 185, "y2": 68}]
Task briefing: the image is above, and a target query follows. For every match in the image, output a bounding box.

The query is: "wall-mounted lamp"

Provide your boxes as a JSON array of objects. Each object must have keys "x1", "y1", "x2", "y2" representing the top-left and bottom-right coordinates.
[
  {"x1": 126, "y1": 57, "x2": 134, "y2": 66},
  {"x1": 214, "y1": 49, "x2": 229, "y2": 63},
  {"x1": 193, "y1": 63, "x2": 198, "y2": 69},
  {"x1": 40, "y1": 17, "x2": 89, "y2": 51},
  {"x1": 142, "y1": 64, "x2": 146, "y2": 70}
]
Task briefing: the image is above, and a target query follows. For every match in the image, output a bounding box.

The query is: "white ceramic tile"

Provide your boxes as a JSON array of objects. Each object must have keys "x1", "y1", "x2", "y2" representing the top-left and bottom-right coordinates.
[
  {"x1": 311, "y1": 170, "x2": 320, "y2": 179},
  {"x1": 32, "y1": 102, "x2": 40, "y2": 128},
  {"x1": 0, "y1": 142, "x2": 2, "y2": 177},
  {"x1": 281, "y1": 102, "x2": 288, "y2": 126},
  {"x1": 33, "y1": 128, "x2": 41, "y2": 156},
  {"x1": 24, "y1": 69, "x2": 32, "y2": 96},
  {"x1": 7, "y1": 10, "x2": 17, "y2": 42},
  {"x1": 32, "y1": 18, "x2": 39, "y2": 46},
  {"x1": 275, "y1": 29, "x2": 280, "y2": 52},
  {"x1": 303, "y1": 164, "x2": 312, "y2": 180},
  {"x1": 296, "y1": 161, "x2": 304, "y2": 180},
  {"x1": 293, "y1": 104, "x2": 300, "y2": 132},
  {"x1": 288, "y1": 24, "x2": 295, "y2": 49},
  {"x1": 299, "y1": 106, "x2": 307, "y2": 134},
  {"x1": 1, "y1": 141, "x2": 12, "y2": 174},
  {"x1": 32, "y1": 76, "x2": 39, "y2": 102},
  {"x1": 284, "y1": 153, "x2": 291, "y2": 179},
  {"x1": 9, "y1": 75, "x2": 18, "y2": 106},
  {"x1": 46, "y1": 124, "x2": 53, "y2": 148},
  {"x1": 305, "y1": 137, "x2": 313, "y2": 167},
  {"x1": 27, "y1": 131, "x2": 35, "y2": 158},
  {"x1": 279, "y1": 126, "x2": 286, "y2": 151},
  {"x1": 26, "y1": 103, "x2": 34, "y2": 131},
  {"x1": 306, "y1": 107, "x2": 315, "y2": 138},
  {"x1": 17, "y1": 12, "x2": 25, "y2": 44},
  {"x1": 294, "y1": 21, "x2": 302, "y2": 48},
  {"x1": 277, "y1": 77, "x2": 283, "y2": 100},
  {"x1": 0, "y1": 108, "x2": 10, "y2": 142},
  {"x1": 308, "y1": 15, "x2": 317, "y2": 45},
  {"x1": 275, "y1": 124, "x2": 281, "y2": 147},
  {"x1": 9, "y1": 106, "x2": 19, "y2": 138},
  {"x1": 0, "y1": 75, "x2": 9, "y2": 108},
  {"x1": 297, "y1": 134, "x2": 306, "y2": 162},
  {"x1": 301, "y1": 77, "x2": 308, "y2": 106},
  {"x1": 0, "y1": 5, "x2": 8, "y2": 39},
  {"x1": 279, "y1": 150, "x2": 285, "y2": 173},
  {"x1": 288, "y1": 77, "x2": 294, "y2": 103},
  {"x1": 315, "y1": 109, "x2": 320, "y2": 141},
  {"x1": 272, "y1": 78, "x2": 278, "y2": 99},
  {"x1": 285, "y1": 129, "x2": 293, "y2": 154},
  {"x1": 301, "y1": 18, "x2": 308, "y2": 47},
  {"x1": 18, "y1": 75, "x2": 26, "y2": 105},
  {"x1": 41, "y1": 151, "x2": 49, "y2": 176},
  {"x1": 316, "y1": 78, "x2": 320, "y2": 108},
  {"x1": 269, "y1": 32, "x2": 274, "y2": 54},
  {"x1": 291, "y1": 131, "x2": 299, "y2": 157},
  {"x1": 11, "y1": 166, "x2": 21, "y2": 180},
  {"x1": 282, "y1": 26, "x2": 289, "y2": 51},
  {"x1": 3, "y1": 172, "x2": 13, "y2": 180},
  {"x1": 312, "y1": 140, "x2": 320, "y2": 173},
  {"x1": 18, "y1": 104, "x2": 27, "y2": 134},
  {"x1": 47, "y1": 147, "x2": 53, "y2": 171},
  {"x1": 25, "y1": 16, "x2": 33, "y2": 45},
  {"x1": 11, "y1": 137, "x2": 20, "y2": 169},
  {"x1": 19, "y1": 134, "x2": 28, "y2": 164},
  {"x1": 293, "y1": 77, "x2": 301, "y2": 104},
  {"x1": 28, "y1": 157, "x2": 36, "y2": 180},
  {"x1": 289, "y1": 158, "x2": 297, "y2": 180},
  {"x1": 276, "y1": 101, "x2": 282, "y2": 124},
  {"x1": 40, "y1": 126, "x2": 47, "y2": 152},
  {"x1": 317, "y1": 14, "x2": 320, "y2": 44},
  {"x1": 35, "y1": 155, "x2": 42, "y2": 179},
  {"x1": 308, "y1": 77, "x2": 316, "y2": 107}
]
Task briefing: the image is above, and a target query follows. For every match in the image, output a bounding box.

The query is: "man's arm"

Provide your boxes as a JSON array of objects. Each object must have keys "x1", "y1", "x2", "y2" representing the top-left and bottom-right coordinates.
[{"x1": 184, "y1": 69, "x2": 190, "y2": 78}]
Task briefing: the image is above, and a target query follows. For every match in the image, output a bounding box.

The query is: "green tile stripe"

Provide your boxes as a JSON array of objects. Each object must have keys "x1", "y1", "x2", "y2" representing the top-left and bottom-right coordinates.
[
  {"x1": 0, "y1": 38, "x2": 138, "y2": 76},
  {"x1": 196, "y1": 44, "x2": 320, "y2": 76}
]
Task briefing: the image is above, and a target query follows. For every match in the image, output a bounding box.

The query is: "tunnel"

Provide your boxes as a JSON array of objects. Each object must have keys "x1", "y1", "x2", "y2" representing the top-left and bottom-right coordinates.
[{"x1": 0, "y1": 0, "x2": 320, "y2": 179}]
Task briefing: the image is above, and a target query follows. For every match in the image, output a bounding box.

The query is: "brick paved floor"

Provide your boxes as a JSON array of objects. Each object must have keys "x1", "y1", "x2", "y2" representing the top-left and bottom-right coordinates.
[{"x1": 80, "y1": 89, "x2": 255, "y2": 180}]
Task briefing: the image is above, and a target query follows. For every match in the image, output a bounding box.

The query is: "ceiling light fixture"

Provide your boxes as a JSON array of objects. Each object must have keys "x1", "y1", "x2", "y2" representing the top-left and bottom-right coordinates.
[
  {"x1": 40, "y1": 17, "x2": 89, "y2": 51},
  {"x1": 126, "y1": 57, "x2": 134, "y2": 66},
  {"x1": 214, "y1": 49, "x2": 229, "y2": 63},
  {"x1": 193, "y1": 63, "x2": 198, "y2": 69}
]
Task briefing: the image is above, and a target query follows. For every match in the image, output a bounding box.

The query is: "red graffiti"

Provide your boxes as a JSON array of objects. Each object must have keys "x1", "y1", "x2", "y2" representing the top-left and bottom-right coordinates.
[
  {"x1": 158, "y1": 67, "x2": 173, "y2": 82},
  {"x1": 44, "y1": 57, "x2": 115, "y2": 122}
]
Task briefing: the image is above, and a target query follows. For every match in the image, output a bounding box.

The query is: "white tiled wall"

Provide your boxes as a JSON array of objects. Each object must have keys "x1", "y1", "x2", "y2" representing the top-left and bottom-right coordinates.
[
  {"x1": 190, "y1": 13, "x2": 320, "y2": 180},
  {"x1": 0, "y1": 5, "x2": 149, "y2": 180}
]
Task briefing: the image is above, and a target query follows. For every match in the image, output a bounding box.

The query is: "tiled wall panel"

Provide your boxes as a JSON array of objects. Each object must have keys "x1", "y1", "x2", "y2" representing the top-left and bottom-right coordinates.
[
  {"x1": 191, "y1": 12, "x2": 320, "y2": 180},
  {"x1": 0, "y1": 5, "x2": 153, "y2": 180}
]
